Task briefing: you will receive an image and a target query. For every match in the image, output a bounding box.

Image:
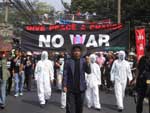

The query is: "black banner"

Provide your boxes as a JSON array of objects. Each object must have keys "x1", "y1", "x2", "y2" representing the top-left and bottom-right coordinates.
[{"x1": 21, "y1": 24, "x2": 129, "y2": 52}]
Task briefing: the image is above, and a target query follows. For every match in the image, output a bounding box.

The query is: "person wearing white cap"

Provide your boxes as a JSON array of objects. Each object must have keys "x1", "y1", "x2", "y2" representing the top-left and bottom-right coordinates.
[
  {"x1": 111, "y1": 51, "x2": 132, "y2": 112},
  {"x1": 85, "y1": 54, "x2": 101, "y2": 111},
  {"x1": 34, "y1": 51, "x2": 54, "y2": 108}
]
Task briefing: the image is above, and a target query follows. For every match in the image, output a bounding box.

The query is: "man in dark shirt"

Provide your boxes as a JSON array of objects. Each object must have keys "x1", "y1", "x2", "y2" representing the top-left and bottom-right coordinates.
[
  {"x1": 74, "y1": 59, "x2": 80, "y2": 93},
  {"x1": 63, "y1": 44, "x2": 91, "y2": 113},
  {"x1": 136, "y1": 45, "x2": 150, "y2": 113},
  {"x1": 12, "y1": 50, "x2": 25, "y2": 97}
]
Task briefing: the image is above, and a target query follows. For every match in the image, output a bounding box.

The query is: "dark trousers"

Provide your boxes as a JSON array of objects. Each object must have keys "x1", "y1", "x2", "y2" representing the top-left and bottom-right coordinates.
[
  {"x1": 136, "y1": 94, "x2": 150, "y2": 113},
  {"x1": 66, "y1": 92, "x2": 85, "y2": 113},
  {"x1": 25, "y1": 74, "x2": 32, "y2": 91},
  {"x1": 7, "y1": 74, "x2": 13, "y2": 95}
]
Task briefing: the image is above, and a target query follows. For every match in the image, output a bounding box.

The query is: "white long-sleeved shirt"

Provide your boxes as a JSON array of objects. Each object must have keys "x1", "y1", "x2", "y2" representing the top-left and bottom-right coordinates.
[{"x1": 111, "y1": 59, "x2": 132, "y2": 83}]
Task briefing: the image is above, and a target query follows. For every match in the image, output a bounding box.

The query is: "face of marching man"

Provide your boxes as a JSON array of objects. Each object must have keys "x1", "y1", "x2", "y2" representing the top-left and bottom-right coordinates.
[{"x1": 72, "y1": 47, "x2": 81, "y2": 59}]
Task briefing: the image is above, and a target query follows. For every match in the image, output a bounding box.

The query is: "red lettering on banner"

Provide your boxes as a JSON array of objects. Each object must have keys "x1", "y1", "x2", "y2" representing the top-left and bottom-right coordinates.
[
  {"x1": 25, "y1": 24, "x2": 122, "y2": 32},
  {"x1": 95, "y1": 25, "x2": 102, "y2": 29},
  {"x1": 25, "y1": 25, "x2": 46, "y2": 31},
  {"x1": 81, "y1": 24, "x2": 86, "y2": 31},
  {"x1": 135, "y1": 28, "x2": 146, "y2": 61},
  {"x1": 72, "y1": 24, "x2": 76, "y2": 31},
  {"x1": 49, "y1": 24, "x2": 77, "y2": 31}
]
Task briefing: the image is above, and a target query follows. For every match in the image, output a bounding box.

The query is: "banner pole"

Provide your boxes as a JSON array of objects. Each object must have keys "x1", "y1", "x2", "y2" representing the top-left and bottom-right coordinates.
[{"x1": 128, "y1": 21, "x2": 131, "y2": 51}]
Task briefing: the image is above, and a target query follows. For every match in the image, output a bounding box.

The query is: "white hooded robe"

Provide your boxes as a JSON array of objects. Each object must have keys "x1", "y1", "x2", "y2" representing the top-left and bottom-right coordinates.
[
  {"x1": 111, "y1": 51, "x2": 132, "y2": 109},
  {"x1": 86, "y1": 54, "x2": 101, "y2": 109},
  {"x1": 34, "y1": 51, "x2": 54, "y2": 104}
]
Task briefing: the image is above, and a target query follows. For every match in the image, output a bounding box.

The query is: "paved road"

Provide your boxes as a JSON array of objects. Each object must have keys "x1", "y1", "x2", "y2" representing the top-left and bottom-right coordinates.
[{"x1": 0, "y1": 88, "x2": 149, "y2": 113}]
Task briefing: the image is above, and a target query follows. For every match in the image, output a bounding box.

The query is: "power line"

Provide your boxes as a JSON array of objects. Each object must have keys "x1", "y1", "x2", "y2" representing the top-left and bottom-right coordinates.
[
  {"x1": 8, "y1": 0, "x2": 32, "y2": 23},
  {"x1": 25, "y1": 0, "x2": 40, "y2": 22}
]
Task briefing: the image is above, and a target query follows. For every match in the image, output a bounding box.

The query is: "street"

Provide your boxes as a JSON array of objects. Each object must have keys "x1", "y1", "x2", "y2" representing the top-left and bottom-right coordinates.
[{"x1": 0, "y1": 88, "x2": 149, "y2": 113}]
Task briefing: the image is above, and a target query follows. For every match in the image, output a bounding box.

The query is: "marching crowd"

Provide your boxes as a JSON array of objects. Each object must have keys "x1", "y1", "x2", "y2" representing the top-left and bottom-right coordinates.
[{"x1": 0, "y1": 44, "x2": 150, "y2": 113}]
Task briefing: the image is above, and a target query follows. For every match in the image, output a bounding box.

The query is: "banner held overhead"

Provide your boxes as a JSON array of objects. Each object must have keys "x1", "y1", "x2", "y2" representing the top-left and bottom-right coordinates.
[{"x1": 21, "y1": 24, "x2": 129, "y2": 52}]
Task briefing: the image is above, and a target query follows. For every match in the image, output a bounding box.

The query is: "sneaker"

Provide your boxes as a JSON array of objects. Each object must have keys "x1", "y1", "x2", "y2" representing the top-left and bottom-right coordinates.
[
  {"x1": 118, "y1": 109, "x2": 123, "y2": 112},
  {"x1": 60, "y1": 105, "x2": 66, "y2": 109},
  {"x1": 87, "y1": 106, "x2": 92, "y2": 109},
  {"x1": 0, "y1": 104, "x2": 5, "y2": 109},
  {"x1": 40, "y1": 104, "x2": 45, "y2": 108},
  {"x1": 14, "y1": 93, "x2": 19, "y2": 97},
  {"x1": 0, "y1": 106, "x2": 5, "y2": 109},
  {"x1": 94, "y1": 108, "x2": 101, "y2": 111},
  {"x1": 45, "y1": 100, "x2": 48, "y2": 104},
  {"x1": 19, "y1": 93, "x2": 23, "y2": 96}
]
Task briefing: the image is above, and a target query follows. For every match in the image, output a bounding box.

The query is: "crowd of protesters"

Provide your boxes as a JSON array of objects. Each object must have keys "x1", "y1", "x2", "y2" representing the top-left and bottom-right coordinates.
[{"x1": 0, "y1": 44, "x2": 149, "y2": 113}]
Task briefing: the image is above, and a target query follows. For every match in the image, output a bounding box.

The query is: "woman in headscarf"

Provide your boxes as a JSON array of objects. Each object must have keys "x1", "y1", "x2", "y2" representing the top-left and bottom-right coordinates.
[{"x1": 34, "y1": 51, "x2": 54, "y2": 108}]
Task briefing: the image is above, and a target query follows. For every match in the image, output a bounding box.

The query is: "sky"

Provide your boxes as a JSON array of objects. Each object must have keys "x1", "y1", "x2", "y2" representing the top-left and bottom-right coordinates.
[
  {"x1": 0, "y1": 0, "x2": 71, "y2": 11},
  {"x1": 42, "y1": 0, "x2": 71, "y2": 11}
]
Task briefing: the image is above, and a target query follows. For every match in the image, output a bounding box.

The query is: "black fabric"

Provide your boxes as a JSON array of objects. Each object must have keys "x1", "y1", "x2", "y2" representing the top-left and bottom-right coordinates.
[
  {"x1": 73, "y1": 59, "x2": 80, "y2": 93},
  {"x1": 25, "y1": 58, "x2": 33, "y2": 75},
  {"x1": 21, "y1": 24, "x2": 129, "y2": 52},
  {"x1": 7, "y1": 72, "x2": 13, "y2": 95},
  {"x1": 25, "y1": 74, "x2": 32, "y2": 91},
  {"x1": 136, "y1": 95, "x2": 150, "y2": 113},
  {"x1": 136, "y1": 56, "x2": 150, "y2": 113},
  {"x1": 136, "y1": 56, "x2": 150, "y2": 97},
  {"x1": 66, "y1": 92, "x2": 85, "y2": 113},
  {"x1": 11, "y1": 57, "x2": 22, "y2": 73}
]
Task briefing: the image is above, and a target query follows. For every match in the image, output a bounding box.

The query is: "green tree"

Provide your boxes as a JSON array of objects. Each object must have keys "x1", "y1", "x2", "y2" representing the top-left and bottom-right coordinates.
[
  {"x1": 61, "y1": 0, "x2": 70, "y2": 11},
  {"x1": 71, "y1": 0, "x2": 116, "y2": 20},
  {"x1": 71, "y1": 0, "x2": 97, "y2": 13},
  {"x1": 33, "y1": 1, "x2": 55, "y2": 15}
]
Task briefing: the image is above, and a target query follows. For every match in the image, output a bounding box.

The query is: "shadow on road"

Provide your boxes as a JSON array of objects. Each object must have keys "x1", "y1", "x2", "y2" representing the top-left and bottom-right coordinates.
[
  {"x1": 22, "y1": 99, "x2": 39, "y2": 107},
  {"x1": 102, "y1": 103, "x2": 117, "y2": 111}
]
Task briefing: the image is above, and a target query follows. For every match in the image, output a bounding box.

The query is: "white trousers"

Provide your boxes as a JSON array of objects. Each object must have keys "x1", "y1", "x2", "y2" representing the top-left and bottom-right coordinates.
[
  {"x1": 57, "y1": 73, "x2": 63, "y2": 90},
  {"x1": 61, "y1": 92, "x2": 66, "y2": 107},
  {"x1": 114, "y1": 82, "x2": 126, "y2": 109},
  {"x1": 86, "y1": 85, "x2": 101, "y2": 109},
  {"x1": 37, "y1": 81, "x2": 52, "y2": 105}
]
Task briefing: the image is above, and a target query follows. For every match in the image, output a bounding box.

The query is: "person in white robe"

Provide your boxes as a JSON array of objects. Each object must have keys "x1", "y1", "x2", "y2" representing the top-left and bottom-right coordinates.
[
  {"x1": 86, "y1": 54, "x2": 101, "y2": 111},
  {"x1": 111, "y1": 51, "x2": 132, "y2": 112},
  {"x1": 34, "y1": 51, "x2": 54, "y2": 108}
]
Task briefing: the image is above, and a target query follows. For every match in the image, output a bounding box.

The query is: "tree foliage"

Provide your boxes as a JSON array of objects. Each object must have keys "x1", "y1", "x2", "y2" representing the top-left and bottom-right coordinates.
[
  {"x1": 71, "y1": 0, "x2": 150, "y2": 23},
  {"x1": 33, "y1": 1, "x2": 55, "y2": 15},
  {"x1": 0, "y1": 1, "x2": 55, "y2": 25},
  {"x1": 71, "y1": 0, "x2": 97, "y2": 13}
]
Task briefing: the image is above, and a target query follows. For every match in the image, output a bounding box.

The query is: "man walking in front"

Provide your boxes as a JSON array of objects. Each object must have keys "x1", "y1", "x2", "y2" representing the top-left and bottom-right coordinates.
[{"x1": 63, "y1": 44, "x2": 91, "y2": 113}]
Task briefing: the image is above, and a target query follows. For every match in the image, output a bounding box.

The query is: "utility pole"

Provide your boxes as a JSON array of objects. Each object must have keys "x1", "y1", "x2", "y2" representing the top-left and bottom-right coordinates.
[
  {"x1": 4, "y1": 0, "x2": 9, "y2": 23},
  {"x1": 117, "y1": 0, "x2": 121, "y2": 23}
]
